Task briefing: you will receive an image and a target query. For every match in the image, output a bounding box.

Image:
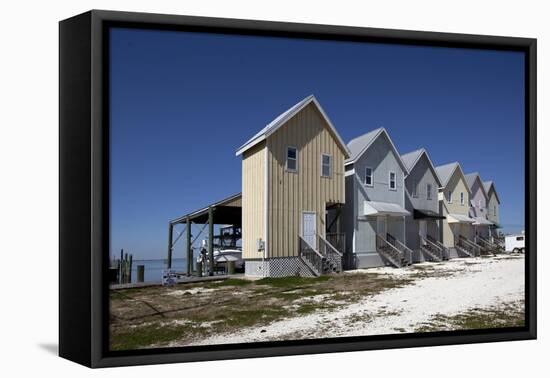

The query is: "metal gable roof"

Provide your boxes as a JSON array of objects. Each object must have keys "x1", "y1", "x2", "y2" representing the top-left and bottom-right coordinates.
[
  {"x1": 464, "y1": 172, "x2": 489, "y2": 200},
  {"x1": 434, "y1": 162, "x2": 471, "y2": 194},
  {"x1": 345, "y1": 127, "x2": 409, "y2": 174},
  {"x1": 483, "y1": 180, "x2": 501, "y2": 204},
  {"x1": 235, "y1": 95, "x2": 350, "y2": 157},
  {"x1": 400, "y1": 148, "x2": 442, "y2": 187}
]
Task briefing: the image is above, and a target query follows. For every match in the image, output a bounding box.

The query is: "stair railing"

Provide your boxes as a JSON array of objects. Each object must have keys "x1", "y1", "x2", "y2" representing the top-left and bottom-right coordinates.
[
  {"x1": 319, "y1": 234, "x2": 343, "y2": 273},
  {"x1": 420, "y1": 235, "x2": 444, "y2": 260},
  {"x1": 458, "y1": 235, "x2": 481, "y2": 257},
  {"x1": 376, "y1": 234, "x2": 407, "y2": 267},
  {"x1": 387, "y1": 233, "x2": 413, "y2": 264},
  {"x1": 299, "y1": 235, "x2": 323, "y2": 276},
  {"x1": 427, "y1": 235, "x2": 450, "y2": 259}
]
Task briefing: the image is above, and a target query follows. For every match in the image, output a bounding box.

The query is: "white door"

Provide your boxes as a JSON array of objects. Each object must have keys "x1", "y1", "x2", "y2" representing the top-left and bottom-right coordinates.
[
  {"x1": 302, "y1": 212, "x2": 317, "y2": 249},
  {"x1": 419, "y1": 220, "x2": 427, "y2": 245},
  {"x1": 377, "y1": 217, "x2": 387, "y2": 237}
]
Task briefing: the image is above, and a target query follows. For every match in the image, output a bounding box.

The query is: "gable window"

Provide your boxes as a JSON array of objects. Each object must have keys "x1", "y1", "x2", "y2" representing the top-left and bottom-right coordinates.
[
  {"x1": 321, "y1": 154, "x2": 331, "y2": 177},
  {"x1": 286, "y1": 146, "x2": 297, "y2": 172},
  {"x1": 389, "y1": 171, "x2": 396, "y2": 191},
  {"x1": 411, "y1": 180, "x2": 418, "y2": 197},
  {"x1": 478, "y1": 200, "x2": 482, "y2": 209},
  {"x1": 447, "y1": 191, "x2": 452, "y2": 203},
  {"x1": 494, "y1": 205, "x2": 497, "y2": 216},
  {"x1": 460, "y1": 192, "x2": 465, "y2": 205},
  {"x1": 365, "y1": 167, "x2": 373, "y2": 187},
  {"x1": 427, "y1": 183, "x2": 432, "y2": 200}
]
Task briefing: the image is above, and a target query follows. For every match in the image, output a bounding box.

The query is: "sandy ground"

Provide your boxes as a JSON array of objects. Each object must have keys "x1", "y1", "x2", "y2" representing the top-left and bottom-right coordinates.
[{"x1": 190, "y1": 255, "x2": 525, "y2": 346}]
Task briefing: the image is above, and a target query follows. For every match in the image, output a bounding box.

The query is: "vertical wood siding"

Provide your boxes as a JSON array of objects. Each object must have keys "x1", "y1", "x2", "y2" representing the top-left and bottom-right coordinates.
[
  {"x1": 242, "y1": 142, "x2": 266, "y2": 259},
  {"x1": 439, "y1": 171, "x2": 471, "y2": 247},
  {"x1": 266, "y1": 103, "x2": 346, "y2": 258}
]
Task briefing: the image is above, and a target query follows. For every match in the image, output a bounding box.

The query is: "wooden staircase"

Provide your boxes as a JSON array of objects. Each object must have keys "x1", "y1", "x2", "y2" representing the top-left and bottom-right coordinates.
[
  {"x1": 420, "y1": 236, "x2": 443, "y2": 262},
  {"x1": 376, "y1": 234, "x2": 411, "y2": 268},
  {"x1": 475, "y1": 236, "x2": 499, "y2": 256},
  {"x1": 457, "y1": 235, "x2": 480, "y2": 257},
  {"x1": 299, "y1": 234, "x2": 343, "y2": 276},
  {"x1": 426, "y1": 235, "x2": 450, "y2": 260}
]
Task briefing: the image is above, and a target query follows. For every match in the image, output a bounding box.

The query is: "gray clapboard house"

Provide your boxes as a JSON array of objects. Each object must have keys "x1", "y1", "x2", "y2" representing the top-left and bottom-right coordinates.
[
  {"x1": 401, "y1": 148, "x2": 447, "y2": 262},
  {"x1": 343, "y1": 128, "x2": 412, "y2": 268}
]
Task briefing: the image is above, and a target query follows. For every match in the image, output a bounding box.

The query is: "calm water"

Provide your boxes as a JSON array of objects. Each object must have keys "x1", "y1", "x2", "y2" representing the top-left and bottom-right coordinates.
[{"x1": 130, "y1": 258, "x2": 187, "y2": 283}]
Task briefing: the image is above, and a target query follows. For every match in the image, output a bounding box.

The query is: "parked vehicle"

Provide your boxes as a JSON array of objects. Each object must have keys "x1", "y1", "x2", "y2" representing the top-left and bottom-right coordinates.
[{"x1": 505, "y1": 234, "x2": 525, "y2": 253}]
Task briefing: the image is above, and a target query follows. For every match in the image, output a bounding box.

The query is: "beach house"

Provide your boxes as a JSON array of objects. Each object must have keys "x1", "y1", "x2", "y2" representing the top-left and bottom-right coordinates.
[
  {"x1": 484, "y1": 180, "x2": 501, "y2": 241},
  {"x1": 236, "y1": 95, "x2": 350, "y2": 277},
  {"x1": 401, "y1": 148, "x2": 446, "y2": 262},
  {"x1": 435, "y1": 162, "x2": 479, "y2": 258},
  {"x1": 342, "y1": 128, "x2": 411, "y2": 268}
]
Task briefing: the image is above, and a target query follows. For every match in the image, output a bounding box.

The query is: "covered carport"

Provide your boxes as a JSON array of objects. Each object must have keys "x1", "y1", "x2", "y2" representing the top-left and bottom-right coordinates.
[{"x1": 167, "y1": 193, "x2": 242, "y2": 276}]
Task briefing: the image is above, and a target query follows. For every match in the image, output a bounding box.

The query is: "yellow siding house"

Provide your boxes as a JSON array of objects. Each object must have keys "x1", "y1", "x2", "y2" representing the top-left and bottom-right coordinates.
[
  {"x1": 236, "y1": 95, "x2": 350, "y2": 277},
  {"x1": 435, "y1": 162, "x2": 478, "y2": 258}
]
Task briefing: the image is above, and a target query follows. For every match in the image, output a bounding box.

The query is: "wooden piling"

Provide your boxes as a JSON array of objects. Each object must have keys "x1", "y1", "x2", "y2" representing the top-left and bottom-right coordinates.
[
  {"x1": 167, "y1": 222, "x2": 174, "y2": 269},
  {"x1": 208, "y1": 206, "x2": 214, "y2": 276},
  {"x1": 186, "y1": 217, "x2": 192, "y2": 275},
  {"x1": 137, "y1": 265, "x2": 144, "y2": 283}
]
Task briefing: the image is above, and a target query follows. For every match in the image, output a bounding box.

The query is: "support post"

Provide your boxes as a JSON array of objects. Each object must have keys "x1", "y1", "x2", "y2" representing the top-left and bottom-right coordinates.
[
  {"x1": 208, "y1": 206, "x2": 214, "y2": 276},
  {"x1": 167, "y1": 222, "x2": 174, "y2": 269},
  {"x1": 186, "y1": 217, "x2": 192, "y2": 276}
]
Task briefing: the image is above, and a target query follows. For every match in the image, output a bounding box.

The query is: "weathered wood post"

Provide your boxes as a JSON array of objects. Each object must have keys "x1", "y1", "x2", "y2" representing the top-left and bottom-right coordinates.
[
  {"x1": 128, "y1": 254, "x2": 133, "y2": 283},
  {"x1": 137, "y1": 265, "x2": 145, "y2": 283},
  {"x1": 186, "y1": 217, "x2": 192, "y2": 276},
  {"x1": 119, "y1": 249, "x2": 123, "y2": 284},
  {"x1": 167, "y1": 222, "x2": 174, "y2": 269},
  {"x1": 208, "y1": 206, "x2": 214, "y2": 276}
]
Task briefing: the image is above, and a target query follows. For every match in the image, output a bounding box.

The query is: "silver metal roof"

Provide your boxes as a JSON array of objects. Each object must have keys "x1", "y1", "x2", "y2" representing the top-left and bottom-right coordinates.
[
  {"x1": 235, "y1": 95, "x2": 350, "y2": 157},
  {"x1": 464, "y1": 172, "x2": 489, "y2": 199},
  {"x1": 400, "y1": 148, "x2": 442, "y2": 187},
  {"x1": 345, "y1": 127, "x2": 408, "y2": 174},
  {"x1": 483, "y1": 180, "x2": 501, "y2": 204}
]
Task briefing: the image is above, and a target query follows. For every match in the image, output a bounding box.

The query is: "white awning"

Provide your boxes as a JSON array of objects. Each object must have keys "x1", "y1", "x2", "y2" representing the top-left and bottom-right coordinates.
[
  {"x1": 473, "y1": 217, "x2": 493, "y2": 226},
  {"x1": 447, "y1": 213, "x2": 476, "y2": 224},
  {"x1": 364, "y1": 201, "x2": 410, "y2": 217}
]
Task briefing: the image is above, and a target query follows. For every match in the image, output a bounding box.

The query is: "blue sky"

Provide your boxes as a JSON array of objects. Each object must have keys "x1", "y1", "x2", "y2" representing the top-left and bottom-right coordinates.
[{"x1": 110, "y1": 28, "x2": 525, "y2": 260}]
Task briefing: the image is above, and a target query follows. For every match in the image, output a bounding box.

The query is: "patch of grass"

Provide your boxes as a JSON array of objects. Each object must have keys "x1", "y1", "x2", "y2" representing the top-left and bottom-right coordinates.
[
  {"x1": 415, "y1": 301, "x2": 525, "y2": 332},
  {"x1": 207, "y1": 278, "x2": 253, "y2": 288},
  {"x1": 255, "y1": 275, "x2": 331, "y2": 288},
  {"x1": 110, "y1": 322, "x2": 194, "y2": 351},
  {"x1": 222, "y1": 307, "x2": 290, "y2": 327}
]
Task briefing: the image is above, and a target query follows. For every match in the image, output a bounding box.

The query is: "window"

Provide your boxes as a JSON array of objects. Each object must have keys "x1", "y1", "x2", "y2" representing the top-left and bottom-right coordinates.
[
  {"x1": 494, "y1": 205, "x2": 497, "y2": 216},
  {"x1": 427, "y1": 183, "x2": 432, "y2": 200},
  {"x1": 460, "y1": 192, "x2": 465, "y2": 205},
  {"x1": 286, "y1": 146, "x2": 297, "y2": 172},
  {"x1": 478, "y1": 200, "x2": 482, "y2": 208},
  {"x1": 365, "y1": 167, "x2": 373, "y2": 186},
  {"x1": 321, "y1": 154, "x2": 331, "y2": 177},
  {"x1": 447, "y1": 191, "x2": 452, "y2": 203},
  {"x1": 389, "y1": 171, "x2": 396, "y2": 190},
  {"x1": 516, "y1": 236, "x2": 524, "y2": 241},
  {"x1": 411, "y1": 180, "x2": 418, "y2": 197}
]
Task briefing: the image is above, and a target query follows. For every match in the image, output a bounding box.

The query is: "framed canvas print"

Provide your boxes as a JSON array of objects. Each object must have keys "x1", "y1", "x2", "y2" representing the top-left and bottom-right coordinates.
[{"x1": 59, "y1": 10, "x2": 536, "y2": 368}]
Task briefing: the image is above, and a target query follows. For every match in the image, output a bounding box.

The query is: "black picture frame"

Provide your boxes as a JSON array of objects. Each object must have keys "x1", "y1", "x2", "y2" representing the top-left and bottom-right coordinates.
[{"x1": 59, "y1": 9, "x2": 537, "y2": 368}]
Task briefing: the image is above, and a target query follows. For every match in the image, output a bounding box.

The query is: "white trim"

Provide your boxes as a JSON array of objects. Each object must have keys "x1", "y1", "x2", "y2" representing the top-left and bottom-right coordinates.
[
  {"x1": 236, "y1": 95, "x2": 351, "y2": 158},
  {"x1": 345, "y1": 168, "x2": 355, "y2": 177},
  {"x1": 285, "y1": 145, "x2": 298, "y2": 173},
  {"x1": 301, "y1": 210, "x2": 317, "y2": 250},
  {"x1": 364, "y1": 166, "x2": 373, "y2": 187},
  {"x1": 263, "y1": 147, "x2": 269, "y2": 275},
  {"x1": 321, "y1": 153, "x2": 332, "y2": 178},
  {"x1": 389, "y1": 171, "x2": 396, "y2": 191}
]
